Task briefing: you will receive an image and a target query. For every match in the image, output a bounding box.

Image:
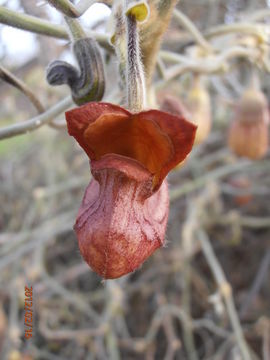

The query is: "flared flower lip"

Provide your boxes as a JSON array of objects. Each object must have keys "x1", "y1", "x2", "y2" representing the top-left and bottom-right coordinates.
[{"x1": 65, "y1": 102, "x2": 197, "y2": 191}]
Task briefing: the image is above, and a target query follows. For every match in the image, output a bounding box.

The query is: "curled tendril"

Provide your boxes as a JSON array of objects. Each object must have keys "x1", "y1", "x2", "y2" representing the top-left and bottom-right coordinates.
[{"x1": 46, "y1": 38, "x2": 105, "y2": 105}]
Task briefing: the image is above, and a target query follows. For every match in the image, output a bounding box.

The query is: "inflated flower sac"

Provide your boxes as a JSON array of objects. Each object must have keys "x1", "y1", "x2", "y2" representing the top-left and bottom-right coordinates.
[
  {"x1": 228, "y1": 88, "x2": 269, "y2": 160},
  {"x1": 66, "y1": 102, "x2": 196, "y2": 279}
]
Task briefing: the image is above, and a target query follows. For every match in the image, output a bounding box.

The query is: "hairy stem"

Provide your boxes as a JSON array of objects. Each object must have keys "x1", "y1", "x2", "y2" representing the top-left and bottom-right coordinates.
[{"x1": 126, "y1": 14, "x2": 146, "y2": 111}]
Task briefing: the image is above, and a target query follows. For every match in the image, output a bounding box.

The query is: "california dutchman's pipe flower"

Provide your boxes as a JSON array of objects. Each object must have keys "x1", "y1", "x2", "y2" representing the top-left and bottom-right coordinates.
[
  {"x1": 66, "y1": 102, "x2": 196, "y2": 279},
  {"x1": 47, "y1": 0, "x2": 197, "y2": 279}
]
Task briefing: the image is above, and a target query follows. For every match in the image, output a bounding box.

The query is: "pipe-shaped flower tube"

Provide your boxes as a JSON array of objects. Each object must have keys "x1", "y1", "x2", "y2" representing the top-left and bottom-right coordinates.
[{"x1": 66, "y1": 102, "x2": 197, "y2": 279}]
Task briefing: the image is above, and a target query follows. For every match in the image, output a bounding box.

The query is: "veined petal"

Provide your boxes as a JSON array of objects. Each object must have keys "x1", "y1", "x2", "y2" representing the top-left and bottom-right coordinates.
[
  {"x1": 66, "y1": 102, "x2": 197, "y2": 190},
  {"x1": 66, "y1": 102, "x2": 130, "y2": 158},
  {"x1": 136, "y1": 109, "x2": 196, "y2": 188},
  {"x1": 65, "y1": 102, "x2": 197, "y2": 279}
]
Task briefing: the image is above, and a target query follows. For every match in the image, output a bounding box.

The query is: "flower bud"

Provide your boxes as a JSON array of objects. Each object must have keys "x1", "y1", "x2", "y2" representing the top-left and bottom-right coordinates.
[
  {"x1": 159, "y1": 94, "x2": 193, "y2": 169},
  {"x1": 159, "y1": 94, "x2": 191, "y2": 119},
  {"x1": 228, "y1": 176, "x2": 252, "y2": 206},
  {"x1": 186, "y1": 81, "x2": 212, "y2": 145},
  {"x1": 228, "y1": 88, "x2": 269, "y2": 160},
  {"x1": 125, "y1": 0, "x2": 150, "y2": 23}
]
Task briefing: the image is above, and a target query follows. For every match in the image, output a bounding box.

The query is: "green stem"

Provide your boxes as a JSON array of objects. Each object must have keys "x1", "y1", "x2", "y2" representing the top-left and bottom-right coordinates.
[
  {"x1": 0, "y1": 6, "x2": 112, "y2": 50},
  {"x1": 0, "y1": 5, "x2": 68, "y2": 39},
  {"x1": 169, "y1": 159, "x2": 270, "y2": 201},
  {"x1": 126, "y1": 14, "x2": 146, "y2": 111},
  {"x1": 64, "y1": 16, "x2": 87, "y2": 41}
]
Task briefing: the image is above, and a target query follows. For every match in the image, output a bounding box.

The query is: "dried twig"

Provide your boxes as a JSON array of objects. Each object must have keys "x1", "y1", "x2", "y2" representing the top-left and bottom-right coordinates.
[
  {"x1": 157, "y1": 46, "x2": 261, "y2": 86},
  {"x1": 0, "y1": 6, "x2": 111, "y2": 49},
  {"x1": 240, "y1": 249, "x2": 270, "y2": 318},
  {"x1": 173, "y1": 9, "x2": 213, "y2": 52},
  {"x1": 170, "y1": 159, "x2": 270, "y2": 201},
  {"x1": 181, "y1": 204, "x2": 199, "y2": 360},
  {"x1": 0, "y1": 96, "x2": 72, "y2": 140},
  {"x1": 0, "y1": 65, "x2": 44, "y2": 113},
  {"x1": 197, "y1": 229, "x2": 252, "y2": 360}
]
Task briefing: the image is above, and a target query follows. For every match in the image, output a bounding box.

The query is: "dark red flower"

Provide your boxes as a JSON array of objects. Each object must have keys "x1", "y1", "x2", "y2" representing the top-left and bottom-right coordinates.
[{"x1": 66, "y1": 102, "x2": 196, "y2": 279}]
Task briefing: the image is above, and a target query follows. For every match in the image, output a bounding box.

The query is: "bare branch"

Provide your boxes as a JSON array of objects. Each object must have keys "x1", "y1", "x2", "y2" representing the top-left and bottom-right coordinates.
[
  {"x1": 0, "y1": 6, "x2": 111, "y2": 50},
  {"x1": 0, "y1": 64, "x2": 44, "y2": 113},
  {"x1": 205, "y1": 22, "x2": 268, "y2": 41},
  {"x1": 0, "y1": 96, "x2": 72, "y2": 140},
  {"x1": 156, "y1": 46, "x2": 261, "y2": 86},
  {"x1": 197, "y1": 229, "x2": 252, "y2": 360},
  {"x1": 173, "y1": 9, "x2": 213, "y2": 53},
  {"x1": 0, "y1": 5, "x2": 68, "y2": 39}
]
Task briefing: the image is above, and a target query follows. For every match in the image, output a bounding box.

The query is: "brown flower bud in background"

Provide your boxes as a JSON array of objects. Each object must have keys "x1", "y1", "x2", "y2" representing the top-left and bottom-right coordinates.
[
  {"x1": 159, "y1": 94, "x2": 193, "y2": 169},
  {"x1": 228, "y1": 176, "x2": 252, "y2": 206},
  {"x1": 160, "y1": 94, "x2": 191, "y2": 119},
  {"x1": 228, "y1": 88, "x2": 269, "y2": 160},
  {"x1": 186, "y1": 78, "x2": 212, "y2": 145}
]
